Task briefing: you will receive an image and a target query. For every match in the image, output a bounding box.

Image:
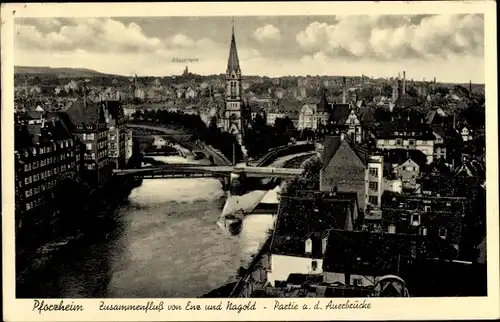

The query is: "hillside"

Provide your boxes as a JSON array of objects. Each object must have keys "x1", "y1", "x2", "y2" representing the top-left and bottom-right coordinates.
[{"x1": 14, "y1": 66, "x2": 121, "y2": 78}]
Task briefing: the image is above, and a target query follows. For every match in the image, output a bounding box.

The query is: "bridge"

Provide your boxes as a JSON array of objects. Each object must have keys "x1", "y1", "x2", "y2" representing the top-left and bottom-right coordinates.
[
  {"x1": 113, "y1": 164, "x2": 304, "y2": 179},
  {"x1": 125, "y1": 123, "x2": 232, "y2": 166}
]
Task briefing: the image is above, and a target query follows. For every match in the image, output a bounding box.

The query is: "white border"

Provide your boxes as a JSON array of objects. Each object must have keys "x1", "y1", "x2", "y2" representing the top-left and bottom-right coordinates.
[{"x1": 2, "y1": 2, "x2": 499, "y2": 321}]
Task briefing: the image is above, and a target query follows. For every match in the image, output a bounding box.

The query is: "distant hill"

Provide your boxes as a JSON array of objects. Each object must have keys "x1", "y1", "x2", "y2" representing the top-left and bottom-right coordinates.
[{"x1": 14, "y1": 66, "x2": 122, "y2": 78}]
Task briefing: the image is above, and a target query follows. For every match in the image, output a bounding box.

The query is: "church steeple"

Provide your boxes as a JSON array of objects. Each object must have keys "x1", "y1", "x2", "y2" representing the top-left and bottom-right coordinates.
[{"x1": 226, "y1": 18, "x2": 241, "y2": 75}]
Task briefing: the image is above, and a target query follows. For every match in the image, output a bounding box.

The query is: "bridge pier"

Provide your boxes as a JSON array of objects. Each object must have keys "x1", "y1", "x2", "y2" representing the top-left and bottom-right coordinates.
[{"x1": 219, "y1": 176, "x2": 231, "y2": 191}]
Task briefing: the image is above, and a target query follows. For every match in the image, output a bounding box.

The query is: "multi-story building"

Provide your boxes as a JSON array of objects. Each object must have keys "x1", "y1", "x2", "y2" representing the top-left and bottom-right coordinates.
[
  {"x1": 322, "y1": 229, "x2": 457, "y2": 287},
  {"x1": 380, "y1": 192, "x2": 467, "y2": 252},
  {"x1": 382, "y1": 149, "x2": 428, "y2": 192},
  {"x1": 14, "y1": 116, "x2": 79, "y2": 230},
  {"x1": 65, "y1": 97, "x2": 112, "y2": 187},
  {"x1": 104, "y1": 100, "x2": 126, "y2": 169},
  {"x1": 298, "y1": 90, "x2": 331, "y2": 130},
  {"x1": 320, "y1": 135, "x2": 383, "y2": 212},
  {"x1": 265, "y1": 190, "x2": 359, "y2": 286},
  {"x1": 374, "y1": 118, "x2": 436, "y2": 164},
  {"x1": 124, "y1": 129, "x2": 134, "y2": 164}
]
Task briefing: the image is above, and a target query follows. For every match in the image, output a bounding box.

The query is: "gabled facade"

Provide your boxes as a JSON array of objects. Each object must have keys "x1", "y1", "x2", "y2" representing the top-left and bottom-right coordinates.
[
  {"x1": 345, "y1": 109, "x2": 362, "y2": 143},
  {"x1": 65, "y1": 97, "x2": 112, "y2": 188},
  {"x1": 266, "y1": 233, "x2": 328, "y2": 286},
  {"x1": 320, "y1": 136, "x2": 371, "y2": 211}
]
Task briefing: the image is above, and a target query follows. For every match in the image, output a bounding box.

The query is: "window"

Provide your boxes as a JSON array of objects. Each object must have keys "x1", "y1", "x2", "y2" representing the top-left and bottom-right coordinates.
[
  {"x1": 439, "y1": 228, "x2": 447, "y2": 239},
  {"x1": 396, "y1": 139, "x2": 402, "y2": 146},
  {"x1": 424, "y1": 205, "x2": 431, "y2": 212},
  {"x1": 352, "y1": 278, "x2": 363, "y2": 287},
  {"x1": 369, "y1": 196, "x2": 378, "y2": 205},
  {"x1": 86, "y1": 143, "x2": 92, "y2": 151},
  {"x1": 87, "y1": 133, "x2": 95, "y2": 141},
  {"x1": 409, "y1": 139, "x2": 415, "y2": 146},
  {"x1": 402, "y1": 166, "x2": 406, "y2": 171},
  {"x1": 311, "y1": 260, "x2": 318, "y2": 271},
  {"x1": 369, "y1": 167, "x2": 378, "y2": 177},
  {"x1": 369, "y1": 181, "x2": 378, "y2": 191},
  {"x1": 411, "y1": 214, "x2": 421, "y2": 225},
  {"x1": 230, "y1": 81, "x2": 237, "y2": 96}
]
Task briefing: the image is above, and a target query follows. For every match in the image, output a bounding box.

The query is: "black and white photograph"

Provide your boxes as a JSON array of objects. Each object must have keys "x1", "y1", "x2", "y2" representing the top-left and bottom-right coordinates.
[{"x1": 2, "y1": 2, "x2": 498, "y2": 320}]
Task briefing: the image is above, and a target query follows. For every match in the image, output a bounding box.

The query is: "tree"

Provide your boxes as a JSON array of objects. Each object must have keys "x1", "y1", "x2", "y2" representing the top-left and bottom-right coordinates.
[{"x1": 381, "y1": 84, "x2": 393, "y2": 97}]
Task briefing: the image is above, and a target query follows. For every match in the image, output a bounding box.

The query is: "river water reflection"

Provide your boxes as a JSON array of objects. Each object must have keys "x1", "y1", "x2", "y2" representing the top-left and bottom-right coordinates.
[{"x1": 25, "y1": 155, "x2": 275, "y2": 298}]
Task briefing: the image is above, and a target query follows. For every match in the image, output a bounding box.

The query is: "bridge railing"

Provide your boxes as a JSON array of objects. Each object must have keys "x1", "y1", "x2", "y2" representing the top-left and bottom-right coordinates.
[
  {"x1": 257, "y1": 143, "x2": 315, "y2": 167},
  {"x1": 126, "y1": 123, "x2": 232, "y2": 166}
]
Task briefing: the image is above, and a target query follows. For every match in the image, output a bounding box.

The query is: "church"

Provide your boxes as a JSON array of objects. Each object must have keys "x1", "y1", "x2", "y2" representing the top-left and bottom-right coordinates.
[{"x1": 218, "y1": 23, "x2": 251, "y2": 147}]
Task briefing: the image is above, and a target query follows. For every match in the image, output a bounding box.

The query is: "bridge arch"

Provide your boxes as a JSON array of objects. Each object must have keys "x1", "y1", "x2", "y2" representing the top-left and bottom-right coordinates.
[{"x1": 126, "y1": 123, "x2": 231, "y2": 166}]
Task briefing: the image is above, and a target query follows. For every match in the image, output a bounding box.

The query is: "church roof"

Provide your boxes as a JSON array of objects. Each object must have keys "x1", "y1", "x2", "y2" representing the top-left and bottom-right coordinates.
[{"x1": 226, "y1": 26, "x2": 241, "y2": 75}]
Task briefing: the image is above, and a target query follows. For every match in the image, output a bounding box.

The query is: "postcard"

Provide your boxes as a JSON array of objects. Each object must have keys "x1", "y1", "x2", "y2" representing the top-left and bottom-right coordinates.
[{"x1": 1, "y1": 1, "x2": 499, "y2": 321}]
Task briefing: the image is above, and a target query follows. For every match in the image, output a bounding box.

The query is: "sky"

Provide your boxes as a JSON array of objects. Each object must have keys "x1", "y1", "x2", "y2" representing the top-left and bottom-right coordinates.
[{"x1": 14, "y1": 14, "x2": 485, "y2": 83}]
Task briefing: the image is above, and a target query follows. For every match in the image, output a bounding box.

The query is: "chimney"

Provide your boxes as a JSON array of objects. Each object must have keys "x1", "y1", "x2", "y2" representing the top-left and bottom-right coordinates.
[
  {"x1": 83, "y1": 83, "x2": 87, "y2": 109},
  {"x1": 342, "y1": 77, "x2": 347, "y2": 104},
  {"x1": 402, "y1": 71, "x2": 406, "y2": 94},
  {"x1": 25, "y1": 74, "x2": 28, "y2": 100},
  {"x1": 469, "y1": 80, "x2": 472, "y2": 98},
  {"x1": 433, "y1": 77, "x2": 436, "y2": 84},
  {"x1": 305, "y1": 238, "x2": 312, "y2": 254},
  {"x1": 322, "y1": 237, "x2": 328, "y2": 255}
]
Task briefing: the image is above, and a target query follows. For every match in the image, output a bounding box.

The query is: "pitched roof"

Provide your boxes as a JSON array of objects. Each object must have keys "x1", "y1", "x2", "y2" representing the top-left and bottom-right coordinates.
[
  {"x1": 65, "y1": 98, "x2": 105, "y2": 129},
  {"x1": 15, "y1": 117, "x2": 73, "y2": 151},
  {"x1": 383, "y1": 149, "x2": 428, "y2": 167},
  {"x1": 274, "y1": 194, "x2": 356, "y2": 237},
  {"x1": 321, "y1": 135, "x2": 342, "y2": 170},
  {"x1": 270, "y1": 234, "x2": 324, "y2": 259},
  {"x1": 357, "y1": 106, "x2": 375, "y2": 123},
  {"x1": 329, "y1": 104, "x2": 350, "y2": 124},
  {"x1": 226, "y1": 26, "x2": 241, "y2": 74},
  {"x1": 322, "y1": 229, "x2": 458, "y2": 275},
  {"x1": 105, "y1": 100, "x2": 123, "y2": 121}
]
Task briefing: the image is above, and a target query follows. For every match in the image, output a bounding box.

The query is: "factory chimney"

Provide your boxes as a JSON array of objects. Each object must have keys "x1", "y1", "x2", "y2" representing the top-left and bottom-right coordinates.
[
  {"x1": 24, "y1": 75, "x2": 28, "y2": 100},
  {"x1": 402, "y1": 71, "x2": 406, "y2": 95},
  {"x1": 83, "y1": 82, "x2": 87, "y2": 109},
  {"x1": 342, "y1": 77, "x2": 347, "y2": 104},
  {"x1": 469, "y1": 80, "x2": 472, "y2": 98}
]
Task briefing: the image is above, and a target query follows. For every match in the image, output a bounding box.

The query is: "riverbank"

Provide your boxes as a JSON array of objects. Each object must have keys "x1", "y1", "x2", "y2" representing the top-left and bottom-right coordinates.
[
  {"x1": 221, "y1": 152, "x2": 317, "y2": 217},
  {"x1": 202, "y1": 152, "x2": 317, "y2": 298}
]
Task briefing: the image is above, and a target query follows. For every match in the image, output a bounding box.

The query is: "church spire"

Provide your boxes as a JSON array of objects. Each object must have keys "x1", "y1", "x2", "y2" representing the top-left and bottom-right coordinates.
[{"x1": 226, "y1": 18, "x2": 241, "y2": 75}]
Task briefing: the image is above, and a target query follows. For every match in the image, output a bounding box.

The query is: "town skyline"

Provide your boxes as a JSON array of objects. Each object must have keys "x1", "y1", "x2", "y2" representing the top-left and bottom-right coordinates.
[{"x1": 15, "y1": 14, "x2": 485, "y2": 83}]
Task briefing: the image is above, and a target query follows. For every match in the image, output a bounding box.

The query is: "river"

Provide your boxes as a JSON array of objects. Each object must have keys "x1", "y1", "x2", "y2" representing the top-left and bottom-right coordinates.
[{"x1": 19, "y1": 154, "x2": 285, "y2": 298}]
